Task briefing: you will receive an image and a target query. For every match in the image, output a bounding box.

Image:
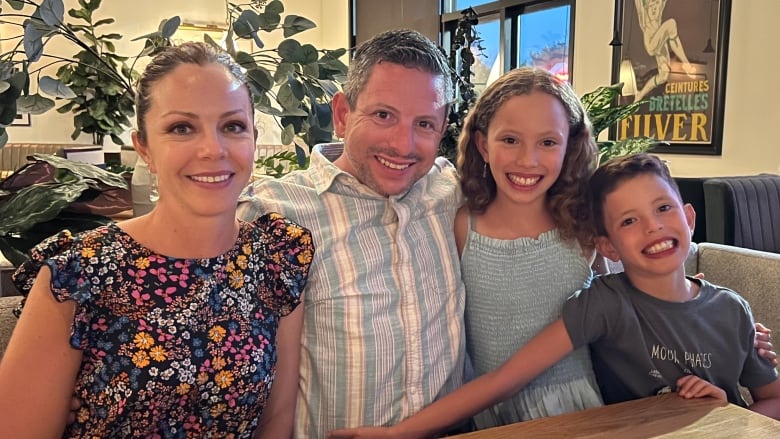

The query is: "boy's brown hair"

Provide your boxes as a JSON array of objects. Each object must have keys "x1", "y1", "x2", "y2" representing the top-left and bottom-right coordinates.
[{"x1": 589, "y1": 153, "x2": 681, "y2": 236}]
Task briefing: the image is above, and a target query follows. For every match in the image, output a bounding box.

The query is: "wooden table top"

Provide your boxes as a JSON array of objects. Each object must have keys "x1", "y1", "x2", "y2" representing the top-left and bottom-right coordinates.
[{"x1": 450, "y1": 393, "x2": 780, "y2": 438}]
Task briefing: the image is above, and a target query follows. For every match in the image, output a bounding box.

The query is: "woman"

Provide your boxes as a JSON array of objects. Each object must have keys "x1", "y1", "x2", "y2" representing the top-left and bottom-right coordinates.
[{"x1": 0, "y1": 42, "x2": 312, "y2": 438}]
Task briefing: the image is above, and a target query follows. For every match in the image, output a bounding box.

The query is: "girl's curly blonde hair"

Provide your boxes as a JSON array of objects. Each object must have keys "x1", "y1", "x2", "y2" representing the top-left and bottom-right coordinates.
[{"x1": 457, "y1": 67, "x2": 598, "y2": 249}]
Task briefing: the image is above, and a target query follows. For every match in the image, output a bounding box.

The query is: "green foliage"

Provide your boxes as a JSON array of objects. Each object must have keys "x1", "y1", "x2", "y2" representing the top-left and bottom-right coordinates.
[
  {"x1": 440, "y1": 7, "x2": 481, "y2": 163},
  {"x1": 254, "y1": 148, "x2": 309, "y2": 178},
  {"x1": 0, "y1": 0, "x2": 347, "y2": 157},
  {"x1": 581, "y1": 82, "x2": 665, "y2": 165},
  {"x1": 227, "y1": 0, "x2": 347, "y2": 163},
  {"x1": 54, "y1": 0, "x2": 137, "y2": 145},
  {"x1": 0, "y1": 153, "x2": 127, "y2": 266},
  {"x1": 0, "y1": 0, "x2": 174, "y2": 147}
]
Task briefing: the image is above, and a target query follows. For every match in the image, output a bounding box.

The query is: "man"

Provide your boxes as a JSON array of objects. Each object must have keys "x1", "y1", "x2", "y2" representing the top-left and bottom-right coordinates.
[{"x1": 238, "y1": 29, "x2": 466, "y2": 438}]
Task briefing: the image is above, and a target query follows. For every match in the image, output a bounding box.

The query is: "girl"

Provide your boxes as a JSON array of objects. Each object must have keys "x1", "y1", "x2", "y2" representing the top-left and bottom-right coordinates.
[
  {"x1": 0, "y1": 42, "x2": 312, "y2": 438},
  {"x1": 455, "y1": 67, "x2": 602, "y2": 428}
]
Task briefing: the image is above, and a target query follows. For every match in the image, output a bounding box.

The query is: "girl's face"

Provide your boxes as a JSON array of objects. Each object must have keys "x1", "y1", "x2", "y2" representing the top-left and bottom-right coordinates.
[
  {"x1": 133, "y1": 63, "x2": 255, "y2": 219},
  {"x1": 476, "y1": 91, "x2": 569, "y2": 211}
]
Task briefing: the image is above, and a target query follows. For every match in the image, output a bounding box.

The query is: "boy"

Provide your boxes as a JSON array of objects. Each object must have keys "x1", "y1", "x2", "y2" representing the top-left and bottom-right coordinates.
[{"x1": 329, "y1": 153, "x2": 780, "y2": 439}]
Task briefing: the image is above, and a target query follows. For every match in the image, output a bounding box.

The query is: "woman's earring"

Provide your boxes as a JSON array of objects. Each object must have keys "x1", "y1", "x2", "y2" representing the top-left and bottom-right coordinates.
[
  {"x1": 149, "y1": 173, "x2": 159, "y2": 203},
  {"x1": 482, "y1": 162, "x2": 488, "y2": 178}
]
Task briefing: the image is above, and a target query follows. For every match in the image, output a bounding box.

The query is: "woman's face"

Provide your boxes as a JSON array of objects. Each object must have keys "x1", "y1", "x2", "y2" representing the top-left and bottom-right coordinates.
[{"x1": 134, "y1": 63, "x2": 255, "y2": 219}]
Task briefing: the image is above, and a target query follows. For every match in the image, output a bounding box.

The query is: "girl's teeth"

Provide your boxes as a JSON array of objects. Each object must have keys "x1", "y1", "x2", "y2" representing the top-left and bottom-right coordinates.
[
  {"x1": 508, "y1": 175, "x2": 540, "y2": 186},
  {"x1": 191, "y1": 175, "x2": 230, "y2": 183}
]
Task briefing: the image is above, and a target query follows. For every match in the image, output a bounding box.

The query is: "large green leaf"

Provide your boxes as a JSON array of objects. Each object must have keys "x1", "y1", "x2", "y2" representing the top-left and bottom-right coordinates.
[
  {"x1": 23, "y1": 21, "x2": 45, "y2": 62},
  {"x1": 39, "y1": 75, "x2": 77, "y2": 98},
  {"x1": 258, "y1": 11, "x2": 281, "y2": 31},
  {"x1": 6, "y1": 0, "x2": 25, "y2": 10},
  {"x1": 303, "y1": 61, "x2": 319, "y2": 78},
  {"x1": 31, "y1": 153, "x2": 129, "y2": 188},
  {"x1": 276, "y1": 83, "x2": 301, "y2": 112},
  {"x1": 265, "y1": 0, "x2": 284, "y2": 15},
  {"x1": 281, "y1": 123, "x2": 295, "y2": 145},
  {"x1": 234, "y1": 10, "x2": 261, "y2": 39},
  {"x1": 39, "y1": 0, "x2": 65, "y2": 26},
  {"x1": 277, "y1": 39, "x2": 302, "y2": 63},
  {"x1": 16, "y1": 93, "x2": 55, "y2": 114},
  {"x1": 160, "y1": 16, "x2": 180, "y2": 39},
  {"x1": 246, "y1": 67, "x2": 273, "y2": 93},
  {"x1": 282, "y1": 15, "x2": 315, "y2": 38},
  {"x1": 0, "y1": 181, "x2": 88, "y2": 235}
]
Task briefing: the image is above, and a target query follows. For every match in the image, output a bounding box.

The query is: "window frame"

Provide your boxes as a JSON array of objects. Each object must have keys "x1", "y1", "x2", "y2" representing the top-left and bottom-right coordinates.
[{"x1": 441, "y1": 0, "x2": 576, "y2": 82}]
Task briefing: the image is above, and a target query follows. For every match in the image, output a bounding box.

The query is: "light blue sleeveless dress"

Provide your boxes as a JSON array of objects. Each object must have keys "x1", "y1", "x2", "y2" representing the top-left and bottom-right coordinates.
[{"x1": 461, "y1": 218, "x2": 603, "y2": 429}]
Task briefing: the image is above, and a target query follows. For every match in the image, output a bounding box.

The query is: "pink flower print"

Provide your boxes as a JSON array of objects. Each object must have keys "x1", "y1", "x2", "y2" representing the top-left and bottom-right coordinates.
[
  {"x1": 155, "y1": 327, "x2": 174, "y2": 343},
  {"x1": 91, "y1": 318, "x2": 108, "y2": 331},
  {"x1": 131, "y1": 289, "x2": 151, "y2": 306},
  {"x1": 225, "y1": 390, "x2": 240, "y2": 408},
  {"x1": 89, "y1": 347, "x2": 107, "y2": 359},
  {"x1": 126, "y1": 268, "x2": 148, "y2": 285},
  {"x1": 154, "y1": 286, "x2": 177, "y2": 304},
  {"x1": 149, "y1": 266, "x2": 168, "y2": 283},
  {"x1": 138, "y1": 319, "x2": 153, "y2": 332},
  {"x1": 183, "y1": 415, "x2": 201, "y2": 431},
  {"x1": 200, "y1": 358, "x2": 214, "y2": 374},
  {"x1": 148, "y1": 254, "x2": 166, "y2": 264}
]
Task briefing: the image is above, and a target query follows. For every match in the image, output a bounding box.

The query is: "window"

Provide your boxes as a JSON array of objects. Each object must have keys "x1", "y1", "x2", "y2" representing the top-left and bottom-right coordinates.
[{"x1": 442, "y1": 0, "x2": 574, "y2": 85}]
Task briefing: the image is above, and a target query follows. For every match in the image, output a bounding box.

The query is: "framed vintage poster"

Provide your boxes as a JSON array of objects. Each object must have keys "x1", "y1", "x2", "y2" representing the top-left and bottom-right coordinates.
[{"x1": 611, "y1": 0, "x2": 731, "y2": 155}]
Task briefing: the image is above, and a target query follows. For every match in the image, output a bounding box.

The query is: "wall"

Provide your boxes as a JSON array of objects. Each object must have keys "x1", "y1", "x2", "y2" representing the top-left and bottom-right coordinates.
[
  {"x1": 1, "y1": 0, "x2": 327, "y2": 152},
  {"x1": 570, "y1": 0, "x2": 780, "y2": 177},
  {"x1": 5, "y1": 0, "x2": 779, "y2": 177}
]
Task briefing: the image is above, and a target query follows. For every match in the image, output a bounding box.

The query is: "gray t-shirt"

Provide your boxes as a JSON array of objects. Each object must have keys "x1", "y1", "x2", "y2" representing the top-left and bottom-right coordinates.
[{"x1": 562, "y1": 273, "x2": 778, "y2": 406}]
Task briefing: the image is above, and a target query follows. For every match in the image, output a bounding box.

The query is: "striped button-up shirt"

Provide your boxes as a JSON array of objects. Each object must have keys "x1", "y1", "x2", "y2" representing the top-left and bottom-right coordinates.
[{"x1": 238, "y1": 144, "x2": 466, "y2": 438}]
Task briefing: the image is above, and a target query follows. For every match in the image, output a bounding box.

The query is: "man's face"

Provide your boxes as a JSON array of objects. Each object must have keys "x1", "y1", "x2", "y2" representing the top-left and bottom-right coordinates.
[{"x1": 332, "y1": 62, "x2": 449, "y2": 196}]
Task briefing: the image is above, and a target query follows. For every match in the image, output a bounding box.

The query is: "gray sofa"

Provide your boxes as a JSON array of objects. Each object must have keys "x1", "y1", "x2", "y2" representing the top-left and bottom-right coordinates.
[{"x1": 1, "y1": 243, "x2": 779, "y2": 363}]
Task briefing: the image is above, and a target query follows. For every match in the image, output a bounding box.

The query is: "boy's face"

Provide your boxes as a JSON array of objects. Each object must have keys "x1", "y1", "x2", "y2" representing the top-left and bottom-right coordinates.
[{"x1": 595, "y1": 173, "x2": 695, "y2": 279}]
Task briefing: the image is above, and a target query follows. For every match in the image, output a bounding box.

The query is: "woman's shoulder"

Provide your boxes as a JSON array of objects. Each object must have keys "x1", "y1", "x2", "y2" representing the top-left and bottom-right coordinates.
[{"x1": 248, "y1": 212, "x2": 308, "y2": 233}]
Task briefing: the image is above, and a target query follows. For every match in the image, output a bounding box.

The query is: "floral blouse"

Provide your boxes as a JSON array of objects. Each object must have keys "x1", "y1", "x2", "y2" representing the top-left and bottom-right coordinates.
[{"x1": 13, "y1": 213, "x2": 313, "y2": 438}]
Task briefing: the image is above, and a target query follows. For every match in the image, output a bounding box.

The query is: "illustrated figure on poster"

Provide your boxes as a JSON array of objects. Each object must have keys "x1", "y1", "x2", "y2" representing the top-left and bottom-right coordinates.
[{"x1": 634, "y1": 0, "x2": 695, "y2": 102}]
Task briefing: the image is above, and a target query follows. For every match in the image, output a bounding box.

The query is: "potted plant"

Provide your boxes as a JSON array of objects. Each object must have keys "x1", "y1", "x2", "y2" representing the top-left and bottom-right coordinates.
[
  {"x1": 0, "y1": 0, "x2": 348, "y2": 157},
  {"x1": 225, "y1": 0, "x2": 348, "y2": 165},
  {"x1": 0, "y1": 0, "x2": 176, "y2": 148},
  {"x1": 580, "y1": 82, "x2": 664, "y2": 165}
]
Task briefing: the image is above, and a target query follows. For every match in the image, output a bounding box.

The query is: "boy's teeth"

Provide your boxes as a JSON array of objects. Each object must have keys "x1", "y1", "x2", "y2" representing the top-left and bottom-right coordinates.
[
  {"x1": 508, "y1": 175, "x2": 540, "y2": 186},
  {"x1": 377, "y1": 157, "x2": 410, "y2": 170},
  {"x1": 645, "y1": 240, "x2": 674, "y2": 254},
  {"x1": 191, "y1": 174, "x2": 230, "y2": 183}
]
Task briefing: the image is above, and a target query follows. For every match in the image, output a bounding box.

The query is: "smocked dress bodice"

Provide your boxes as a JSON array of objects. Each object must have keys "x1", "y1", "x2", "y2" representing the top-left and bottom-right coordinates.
[{"x1": 461, "y1": 221, "x2": 603, "y2": 428}]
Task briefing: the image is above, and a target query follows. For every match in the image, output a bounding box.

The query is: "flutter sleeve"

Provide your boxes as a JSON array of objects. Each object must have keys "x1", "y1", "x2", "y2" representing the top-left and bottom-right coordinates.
[
  {"x1": 255, "y1": 212, "x2": 314, "y2": 316},
  {"x1": 12, "y1": 228, "x2": 106, "y2": 349}
]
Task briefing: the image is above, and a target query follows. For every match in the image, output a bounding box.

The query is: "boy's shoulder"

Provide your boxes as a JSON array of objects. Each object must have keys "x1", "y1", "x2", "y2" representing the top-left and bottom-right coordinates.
[
  {"x1": 585, "y1": 274, "x2": 751, "y2": 310},
  {"x1": 695, "y1": 278, "x2": 754, "y2": 313}
]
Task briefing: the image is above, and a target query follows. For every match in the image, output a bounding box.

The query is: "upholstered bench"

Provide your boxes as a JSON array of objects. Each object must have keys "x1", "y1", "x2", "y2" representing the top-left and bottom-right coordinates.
[{"x1": 0, "y1": 143, "x2": 68, "y2": 178}]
